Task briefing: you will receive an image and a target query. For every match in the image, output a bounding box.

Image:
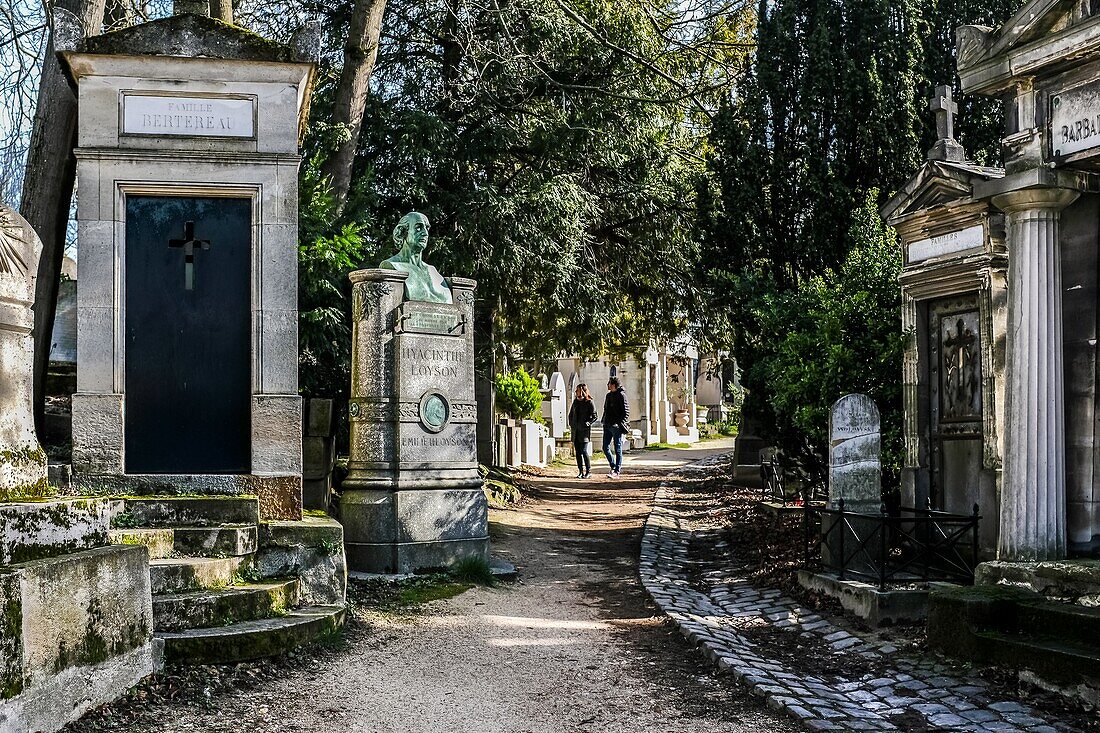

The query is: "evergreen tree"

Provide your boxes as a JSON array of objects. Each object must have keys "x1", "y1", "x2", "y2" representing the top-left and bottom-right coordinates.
[{"x1": 701, "y1": 0, "x2": 1013, "y2": 475}]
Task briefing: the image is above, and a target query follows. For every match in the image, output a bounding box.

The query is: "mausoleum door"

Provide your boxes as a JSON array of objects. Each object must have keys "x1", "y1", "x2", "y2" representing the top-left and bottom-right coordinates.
[
  {"x1": 927, "y1": 294, "x2": 983, "y2": 515},
  {"x1": 124, "y1": 195, "x2": 252, "y2": 474}
]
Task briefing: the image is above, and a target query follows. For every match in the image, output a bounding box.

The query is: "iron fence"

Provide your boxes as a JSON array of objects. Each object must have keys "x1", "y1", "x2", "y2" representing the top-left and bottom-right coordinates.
[{"x1": 804, "y1": 499, "x2": 981, "y2": 589}]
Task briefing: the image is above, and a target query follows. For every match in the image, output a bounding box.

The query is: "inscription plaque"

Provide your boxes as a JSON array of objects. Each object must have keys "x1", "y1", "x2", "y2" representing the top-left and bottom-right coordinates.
[
  {"x1": 1052, "y1": 81, "x2": 1100, "y2": 157},
  {"x1": 909, "y1": 225, "x2": 984, "y2": 263},
  {"x1": 122, "y1": 94, "x2": 255, "y2": 138}
]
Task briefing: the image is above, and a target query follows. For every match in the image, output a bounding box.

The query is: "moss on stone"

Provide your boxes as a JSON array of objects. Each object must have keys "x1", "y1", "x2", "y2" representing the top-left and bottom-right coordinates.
[
  {"x1": 0, "y1": 478, "x2": 56, "y2": 503},
  {"x1": 82, "y1": 13, "x2": 300, "y2": 63},
  {"x1": 1, "y1": 582, "x2": 23, "y2": 700}
]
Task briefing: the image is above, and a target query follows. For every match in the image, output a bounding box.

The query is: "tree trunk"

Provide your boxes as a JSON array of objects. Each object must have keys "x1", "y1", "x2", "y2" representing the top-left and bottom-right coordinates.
[
  {"x1": 21, "y1": 0, "x2": 107, "y2": 437},
  {"x1": 209, "y1": 0, "x2": 233, "y2": 23},
  {"x1": 319, "y1": 0, "x2": 388, "y2": 208}
]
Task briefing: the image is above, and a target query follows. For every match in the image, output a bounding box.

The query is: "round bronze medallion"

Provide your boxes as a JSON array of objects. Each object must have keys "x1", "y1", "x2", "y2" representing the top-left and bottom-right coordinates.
[{"x1": 418, "y1": 392, "x2": 450, "y2": 433}]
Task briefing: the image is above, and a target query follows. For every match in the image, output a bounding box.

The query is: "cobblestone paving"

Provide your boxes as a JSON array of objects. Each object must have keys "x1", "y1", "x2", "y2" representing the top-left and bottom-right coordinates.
[{"x1": 639, "y1": 457, "x2": 1075, "y2": 733}]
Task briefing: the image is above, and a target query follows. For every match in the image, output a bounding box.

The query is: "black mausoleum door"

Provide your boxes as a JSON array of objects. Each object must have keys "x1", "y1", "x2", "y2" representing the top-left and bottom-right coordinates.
[{"x1": 125, "y1": 196, "x2": 251, "y2": 474}]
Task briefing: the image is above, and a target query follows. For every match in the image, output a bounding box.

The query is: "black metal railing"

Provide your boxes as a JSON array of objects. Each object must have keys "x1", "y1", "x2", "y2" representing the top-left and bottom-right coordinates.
[
  {"x1": 760, "y1": 463, "x2": 827, "y2": 507},
  {"x1": 804, "y1": 499, "x2": 980, "y2": 589}
]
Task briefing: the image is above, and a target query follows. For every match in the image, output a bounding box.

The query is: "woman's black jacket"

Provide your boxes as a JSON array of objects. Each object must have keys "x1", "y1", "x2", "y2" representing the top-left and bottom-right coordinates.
[{"x1": 568, "y1": 399, "x2": 597, "y2": 441}]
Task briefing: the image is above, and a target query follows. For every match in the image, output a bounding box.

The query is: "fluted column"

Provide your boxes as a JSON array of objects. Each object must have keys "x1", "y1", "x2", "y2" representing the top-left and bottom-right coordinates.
[{"x1": 992, "y1": 187, "x2": 1078, "y2": 560}]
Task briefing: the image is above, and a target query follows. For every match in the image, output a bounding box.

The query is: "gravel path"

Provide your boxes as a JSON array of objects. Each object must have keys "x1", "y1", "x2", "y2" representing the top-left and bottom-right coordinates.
[{"x1": 75, "y1": 440, "x2": 795, "y2": 733}]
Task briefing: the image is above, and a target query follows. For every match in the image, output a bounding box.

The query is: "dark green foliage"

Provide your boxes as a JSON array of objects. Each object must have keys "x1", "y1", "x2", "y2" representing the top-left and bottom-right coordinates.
[
  {"x1": 916, "y1": 0, "x2": 1017, "y2": 165},
  {"x1": 295, "y1": 0, "x2": 754, "y2": 397},
  {"x1": 701, "y1": 0, "x2": 1014, "y2": 483},
  {"x1": 297, "y1": 160, "x2": 371, "y2": 400},
  {"x1": 745, "y1": 191, "x2": 906, "y2": 485}
]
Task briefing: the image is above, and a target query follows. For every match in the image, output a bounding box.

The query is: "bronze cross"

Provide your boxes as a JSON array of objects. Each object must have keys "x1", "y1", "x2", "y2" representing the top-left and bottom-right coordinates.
[{"x1": 168, "y1": 220, "x2": 211, "y2": 291}]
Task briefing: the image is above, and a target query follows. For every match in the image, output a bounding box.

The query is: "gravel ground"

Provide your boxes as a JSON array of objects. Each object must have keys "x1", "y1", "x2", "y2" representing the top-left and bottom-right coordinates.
[{"x1": 70, "y1": 439, "x2": 796, "y2": 733}]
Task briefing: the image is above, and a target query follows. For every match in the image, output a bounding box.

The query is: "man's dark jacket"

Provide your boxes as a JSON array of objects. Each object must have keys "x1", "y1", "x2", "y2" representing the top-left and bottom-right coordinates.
[{"x1": 602, "y1": 388, "x2": 629, "y2": 429}]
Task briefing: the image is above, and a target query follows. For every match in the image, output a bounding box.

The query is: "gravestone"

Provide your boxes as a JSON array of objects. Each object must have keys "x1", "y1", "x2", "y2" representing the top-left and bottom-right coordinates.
[
  {"x1": 0, "y1": 206, "x2": 48, "y2": 497},
  {"x1": 543, "y1": 371, "x2": 567, "y2": 439},
  {"x1": 828, "y1": 393, "x2": 882, "y2": 509},
  {"x1": 341, "y1": 211, "x2": 488, "y2": 573}
]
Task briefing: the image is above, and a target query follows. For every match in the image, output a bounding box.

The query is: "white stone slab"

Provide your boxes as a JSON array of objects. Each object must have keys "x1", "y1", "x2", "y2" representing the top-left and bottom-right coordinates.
[
  {"x1": 121, "y1": 93, "x2": 255, "y2": 138},
  {"x1": 908, "y1": 224, "x2": 984, "y2": 263}
]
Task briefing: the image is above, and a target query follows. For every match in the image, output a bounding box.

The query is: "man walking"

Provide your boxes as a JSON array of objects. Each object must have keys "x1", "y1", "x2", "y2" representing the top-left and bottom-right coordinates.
[{"x1": 602, "y1": 377, "x2": 629, "y2": 477}]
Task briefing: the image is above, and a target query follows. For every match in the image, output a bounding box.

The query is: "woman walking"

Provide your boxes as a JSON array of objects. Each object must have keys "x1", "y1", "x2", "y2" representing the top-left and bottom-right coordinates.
[{"x1": 568, "y1": 384, "x2": 598, "y2": 478}]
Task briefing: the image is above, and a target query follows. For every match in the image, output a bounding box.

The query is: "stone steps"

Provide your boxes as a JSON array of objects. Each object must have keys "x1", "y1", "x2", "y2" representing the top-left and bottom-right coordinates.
[
  {"x1": 132, "y1": 505, "x2": 347, "y2": 664},
  {"x1": 153, "y1": 578, "x2": 299, "y2": 631},
  {"x1": 972, "y1": 630, "x2": 1100, "y2": 689},
  {"x1": 108, "y1": 524, "x2": 258, "y2": 558},
  {"x1": 172, "y1": 524, "x2": 257, "y2": 556},
  {"x1": 976, "y1": 559, "x2": 1100, "y2": 602},
  {"x1": 149, "y1": 555, "x2": 249, "y2": 594},
  {"x1": 156, "y1": 605, "x2": 346, "y2": 664},
  {"x1": 109, "y1": 527, "x2": 174, "y2": 558},
  {"x1": 929, "y1": 584, "x2": 1100, "y2": 695},
  {"x1": 1, "y1": 498, "x2": 111, "y2": 564},
  {"x1": 1015, "y1": 598, "x2": 1100, "y2": 647},
  {"x1": 121, "y1": 496, "x2": 259, "y2": 527}
]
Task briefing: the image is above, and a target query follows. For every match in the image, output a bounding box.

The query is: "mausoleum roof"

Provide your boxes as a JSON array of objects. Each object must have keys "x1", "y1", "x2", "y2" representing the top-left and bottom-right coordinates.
[
  {"x1": 882, "y1": 160, "x2": 1004, "y2": 223},
  {"x1": 82, "y1": 13, "x2": 304, "y2": 64},
  {"x1": 957, "y1": 0, "x2": 1100, "y2": 94}
]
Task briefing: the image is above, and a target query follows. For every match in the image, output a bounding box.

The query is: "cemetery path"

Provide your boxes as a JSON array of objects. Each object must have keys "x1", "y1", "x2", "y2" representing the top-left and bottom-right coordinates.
[{"x1": 74, "y1": 439, "x2": 796, "y2": 733}]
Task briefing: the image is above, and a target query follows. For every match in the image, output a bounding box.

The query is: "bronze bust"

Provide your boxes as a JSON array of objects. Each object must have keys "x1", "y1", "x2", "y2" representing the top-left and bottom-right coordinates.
[{"x1": 379, "y1": 211, "x2": 452, "y2": 304}]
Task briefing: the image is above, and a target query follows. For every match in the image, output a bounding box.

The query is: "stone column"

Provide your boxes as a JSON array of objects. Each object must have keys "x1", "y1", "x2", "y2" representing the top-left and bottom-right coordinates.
[
  {"x1": 991, "y1": 187, "x2": 1078, "y2": 560},
  {"x1": 0, "y1": 206, "x2": 48, "y2": 496}
]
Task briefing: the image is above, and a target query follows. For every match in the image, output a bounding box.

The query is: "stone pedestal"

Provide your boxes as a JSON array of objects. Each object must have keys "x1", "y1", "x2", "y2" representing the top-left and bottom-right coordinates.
[
  {"x1": 341, "y1": 269, "x2": 488, "y2": 573},
  {"x1": 992, "y1": 188, "x2": 1079, "y2": 560},
  {"x1": 0, "y1": 207, "x2": 47, "y2": 498}
]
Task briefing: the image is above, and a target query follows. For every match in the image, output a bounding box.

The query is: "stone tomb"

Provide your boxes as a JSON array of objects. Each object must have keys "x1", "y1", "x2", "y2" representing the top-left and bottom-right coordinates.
[
  {"x1": 0, "y1": 205, "x2": 47, "y2": 498},
  {"x1": 882, "y1": 103, "x2": 1007, "y2": 554},
  {"x1": 342, "y1": 269, "x2": 488, "y2": 573},
  {"x1": 61, "y1": 14, "x2": 313, "y2": 518},
  {"x1": 828, "y1": 394, "x2": 882, "y2": 510}
]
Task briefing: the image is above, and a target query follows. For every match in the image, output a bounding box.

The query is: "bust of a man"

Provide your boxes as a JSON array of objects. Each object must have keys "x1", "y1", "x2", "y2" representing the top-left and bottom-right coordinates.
[{"x1": 379, "y1": 211, "x2": 452, "y2": 304}]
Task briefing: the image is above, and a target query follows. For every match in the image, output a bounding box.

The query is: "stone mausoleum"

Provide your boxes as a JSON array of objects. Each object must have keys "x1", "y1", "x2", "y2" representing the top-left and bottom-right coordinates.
[
  {"x1": 66, "y1": 14, "x2": 310, "y2": 519},
  {"x1": 886, "y1": 0, "x2": 1100, "y2": 560},
  {"x1": 1, "y1": 13, "x2": 348, "y2": 731}
]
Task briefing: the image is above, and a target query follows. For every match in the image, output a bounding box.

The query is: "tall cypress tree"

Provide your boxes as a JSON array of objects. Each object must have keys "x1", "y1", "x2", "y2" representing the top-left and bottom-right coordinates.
[
  {"x1": 701, "y1": 0, "x2": 923, "y2": 463},
  {"x1": 701, "y1": 0, "x2": 1020, "y2": 471}
]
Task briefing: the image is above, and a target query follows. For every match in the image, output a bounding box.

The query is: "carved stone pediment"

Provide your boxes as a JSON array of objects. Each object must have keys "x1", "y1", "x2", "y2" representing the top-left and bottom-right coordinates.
[
  {"x1": 956, "y1": 25, "x2": 994, "y2": 72},
  {"x1": 989, "y1": 0, "x2": 1085, "y2": 57},
  {"x1": 882, "y1": 161, "x2": 1003, "y2": 223}
]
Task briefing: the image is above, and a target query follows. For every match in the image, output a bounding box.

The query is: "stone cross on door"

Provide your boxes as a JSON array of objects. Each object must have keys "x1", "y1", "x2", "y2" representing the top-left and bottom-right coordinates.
[{"x1": 927, "y1": 84, "x2": 966, "y2": 162}]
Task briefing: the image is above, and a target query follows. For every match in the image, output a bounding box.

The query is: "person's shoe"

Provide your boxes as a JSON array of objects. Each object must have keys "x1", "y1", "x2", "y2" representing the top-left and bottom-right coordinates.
[
  {"x1": 576, "y1": 472, "x2": 584, "y2": 479},
  {"x1": 608, "y1": 471, "x2": 617, "y2": 478},
  {"x1": 582, "y1": 472, "x2": 591, "y2": 479}
]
